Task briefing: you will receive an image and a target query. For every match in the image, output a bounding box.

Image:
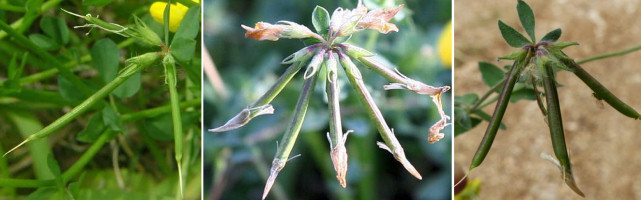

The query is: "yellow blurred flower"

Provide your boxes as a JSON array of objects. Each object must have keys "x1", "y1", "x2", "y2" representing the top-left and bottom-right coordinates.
[
  {"x1": 149, "y1": 0, "x2": 199, "y2": 32},
  {"x1": 437, "y1": 21, "x2": 452, "y2": 67}
]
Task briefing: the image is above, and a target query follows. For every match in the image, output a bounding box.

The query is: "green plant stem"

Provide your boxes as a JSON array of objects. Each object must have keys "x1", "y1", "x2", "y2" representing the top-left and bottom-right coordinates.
[
  {"x1": 467, "y1": 79, "x2": 506, "y2": 112},
  {"x1": 0, "y1": 0, "x2": 63, "y2": 39},
  {"x1": 174, "y1": 0, "x2": 200, "y2": 7},
  {"x1": 163, "y1": 55, "x2": 184, "y2": 199},
  {"x1": 541, "y1": 63, "x2": 584, "y2": 197},
  {"x1": 0, "y1": 178, "x2": 54, "y2": 188},
  {"x1": 531, "y1": 78, "x2": 547, "y2": 116},
  {"x1": 120, "y1": 99, "x2": 200, "y2": 122},
  {"x1": 62, "y1": 130, "x2": 116, "y2": 183},
  {"x1": 4, "y1": 63, "x2": 148, "y2": 156},
  {"x1": 577, "y1": 44, "x2": 641, "y2": 64},
  {"x1": 339, "y1": 51, "x2": 422, "y2": 180},
  {"x1": 163, "y1": 0, "x2": 170, "y2": 45},
  {"x1": 0, "y1": 38, "x2": 135, "y2": 88},
  {"x1": 469, "y1": 51, "x2": 531, "y2": 170},
  {"x1": 0, "y1": 4, "x2": 25, "y2": 12}
]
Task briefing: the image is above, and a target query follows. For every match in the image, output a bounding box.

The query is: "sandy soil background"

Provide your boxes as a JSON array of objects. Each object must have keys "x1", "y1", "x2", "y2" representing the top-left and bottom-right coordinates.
[{"x1": 454, "y1": 0, "x2": 641, "y2": 199}]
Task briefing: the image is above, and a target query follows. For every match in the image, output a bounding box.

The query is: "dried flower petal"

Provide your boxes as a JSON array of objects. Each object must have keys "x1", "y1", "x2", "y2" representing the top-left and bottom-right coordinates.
[
  {"x1": 383, "y1": 68, "x2": 450, "y2": 95},
  {"x1": 380, "y1": 68, "x2": 451, "y2": 143},
  {"x1": 241, "y1": 22, "x2": 284, "y2": 41},
  {"x1": 328, "y1": 130, "x2": 351, "y2": 188},
  {"x1": 329, "y1": 3, "x2": 368, "y2": 37},
  {"x1": 357, "y1": 5, "x2": 404, "y2": 34},
  {"x1": 428, "y1": 91, "x2": 450, "y2": 143},
  {"x1": 241, "y1": 21, "x2": 321, "y2": 41}
]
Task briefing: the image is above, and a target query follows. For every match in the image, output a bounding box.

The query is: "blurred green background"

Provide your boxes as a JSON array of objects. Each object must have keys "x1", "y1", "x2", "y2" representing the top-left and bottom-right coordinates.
[{"x1": 203, "y1": 0, "x2": 451, "y2": 199}]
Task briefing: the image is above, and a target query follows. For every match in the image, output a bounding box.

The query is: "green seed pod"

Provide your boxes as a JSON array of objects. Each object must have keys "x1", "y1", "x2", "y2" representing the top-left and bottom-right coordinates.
[
  {"x1": 470, "y1": 50, "x2": 532, "y2": 171},
  {"x1": 559, "y1": 55, "x2": 641, "y2": 119},
  {"x1": 541, "y1": 62, "x2": 585, "y2": 197}
]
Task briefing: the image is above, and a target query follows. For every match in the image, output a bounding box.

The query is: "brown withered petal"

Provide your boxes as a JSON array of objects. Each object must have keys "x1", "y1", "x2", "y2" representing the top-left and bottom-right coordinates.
[
  {"x1": 241, "y1": 22, "x2": 284, "y2": 41},
  {"x1": 428, "y1": 92, "x2": 450, "y2": 143},
  {"x1": 328, "y1": 130, "x2": 352, "y2": 188},
  {"x1": 383, "y1": 68, "x2": 449, "y2": 95},
  {"x1": 357, "y1": 5, "x2": 404, "y2": 34}
]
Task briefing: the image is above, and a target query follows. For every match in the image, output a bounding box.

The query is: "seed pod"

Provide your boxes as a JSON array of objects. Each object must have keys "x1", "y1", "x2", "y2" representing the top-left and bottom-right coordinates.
[
  {"x1": 325, "y1": 50, "x2": 350, "y2": 187},
  {"x1": 303, "y1": 49, "x2": 326, "y2": 79},
  {"x1": 541, "y1": 62, "x2": 585, "y2": 197},
  {"x1": 210, "y1": 60, "x2": 310, "y2": 132},
  {"x1": 262, "y1": 72, "x2": 318, "y2": 200},
  {"x1": 338, "y1": 50, "x2": 422, "y2": 180},
  {"x1": 559, "y1": 55, "x2": 641, "y2": 119},
  {"x1": 469, "y1": 51, "x2": 529, "y2": 170}
]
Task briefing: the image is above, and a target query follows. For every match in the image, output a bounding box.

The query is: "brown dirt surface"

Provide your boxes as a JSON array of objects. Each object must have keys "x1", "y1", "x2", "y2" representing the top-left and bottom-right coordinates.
[{"x1": 454, "y1": 0, "x2": 641, "y2": 199}]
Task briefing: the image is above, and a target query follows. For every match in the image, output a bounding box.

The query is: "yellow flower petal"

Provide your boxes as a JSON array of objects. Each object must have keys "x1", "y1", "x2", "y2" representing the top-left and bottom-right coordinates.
[
  {"x1": 149, "y1": 2, "x2": 189, "y2": 32},
  {"x1": 437, "y1": 22, "x2": 452, "y2": 67}
]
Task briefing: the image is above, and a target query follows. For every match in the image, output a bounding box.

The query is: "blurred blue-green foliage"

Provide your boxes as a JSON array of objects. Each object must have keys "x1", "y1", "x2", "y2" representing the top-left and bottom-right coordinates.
[{"x1": 204, "y1": 0, "x2": 452, "y2": 199}]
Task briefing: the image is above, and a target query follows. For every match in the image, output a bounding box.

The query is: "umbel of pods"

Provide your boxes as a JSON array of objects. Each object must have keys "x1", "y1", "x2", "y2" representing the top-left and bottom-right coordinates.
[
  {"x1": 209, "y1": 1, "x2": 450, "y2": 199},
  {"x1": 465, "y1": 0, "x2": 641, "y2": 197}
]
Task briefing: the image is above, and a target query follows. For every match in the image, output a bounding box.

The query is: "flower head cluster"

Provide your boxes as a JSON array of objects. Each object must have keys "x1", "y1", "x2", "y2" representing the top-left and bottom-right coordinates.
[{"x1": 211, "y1": 2, "x2": 450, "y2": 199}]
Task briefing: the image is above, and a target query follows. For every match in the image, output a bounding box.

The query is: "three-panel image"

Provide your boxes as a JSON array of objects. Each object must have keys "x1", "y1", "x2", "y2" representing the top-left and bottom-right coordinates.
[{"x1": 1, "y1": 0, "x2": 639, "y2": 199}]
